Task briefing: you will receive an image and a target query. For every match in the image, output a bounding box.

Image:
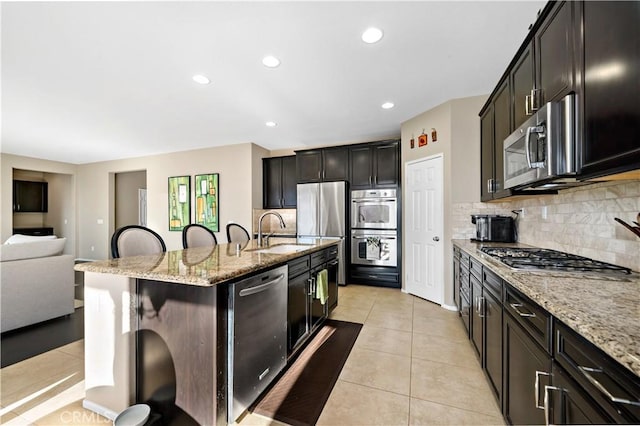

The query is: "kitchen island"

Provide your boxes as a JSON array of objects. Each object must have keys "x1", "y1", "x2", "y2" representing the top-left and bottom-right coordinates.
[{"x1": 75, "y1": 238, "x2": 339, "y2": 425}]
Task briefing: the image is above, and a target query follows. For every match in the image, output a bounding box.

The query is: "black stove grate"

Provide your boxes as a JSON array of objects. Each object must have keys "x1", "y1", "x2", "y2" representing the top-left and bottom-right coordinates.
[{"x1": 480, "y1": 247, "x2": 631, "y2": 274}]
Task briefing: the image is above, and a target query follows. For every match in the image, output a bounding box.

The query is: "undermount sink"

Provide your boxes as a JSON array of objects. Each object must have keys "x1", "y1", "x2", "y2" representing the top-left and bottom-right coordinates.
[{"x1": 250, "y1": 244, "x2": 311, "y2": 254}]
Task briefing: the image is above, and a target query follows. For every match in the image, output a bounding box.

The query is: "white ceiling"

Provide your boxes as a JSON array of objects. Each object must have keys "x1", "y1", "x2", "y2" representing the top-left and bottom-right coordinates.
[{"x1": 1, "y1": 1, "x2": 546, "y2": 165}]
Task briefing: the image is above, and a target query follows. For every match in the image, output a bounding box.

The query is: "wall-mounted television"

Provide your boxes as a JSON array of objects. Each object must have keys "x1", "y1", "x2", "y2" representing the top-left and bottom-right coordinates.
[{"x1": 13, "y1": 180, "x2": 48, "y2": 212}]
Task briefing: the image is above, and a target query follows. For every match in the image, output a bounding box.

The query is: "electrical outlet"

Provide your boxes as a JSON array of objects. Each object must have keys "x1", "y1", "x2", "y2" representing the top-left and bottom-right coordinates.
[
  {"x1": 542, "y1": 206, "x2": 548, "y2": 219},
  {"x1": 520, "y1": 208, "x2": 525, "y2": 218},
  {"x1": 91, "y1": 246, "x2": 95, "y2": 251}
]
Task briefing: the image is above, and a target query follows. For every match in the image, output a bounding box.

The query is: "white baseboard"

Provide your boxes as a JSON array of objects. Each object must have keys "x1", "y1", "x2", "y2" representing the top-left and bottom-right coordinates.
[
  {"x1": 82, "y1": 399, "x2": 118, "y2": 421},
  {"x1": 441, "y1": 303, "x2": 458, "y2": 312}
]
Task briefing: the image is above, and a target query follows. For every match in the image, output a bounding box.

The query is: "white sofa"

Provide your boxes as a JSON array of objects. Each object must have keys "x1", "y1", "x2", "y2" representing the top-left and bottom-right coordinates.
[{"x1": 1, "y1": 236, "x2": 75, "y2": 332}]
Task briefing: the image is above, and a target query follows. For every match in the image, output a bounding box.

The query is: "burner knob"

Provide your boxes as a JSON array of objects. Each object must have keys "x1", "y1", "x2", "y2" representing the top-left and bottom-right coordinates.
[{"x1": 433, "y1": 236, "x2": 440, "y2": 242}]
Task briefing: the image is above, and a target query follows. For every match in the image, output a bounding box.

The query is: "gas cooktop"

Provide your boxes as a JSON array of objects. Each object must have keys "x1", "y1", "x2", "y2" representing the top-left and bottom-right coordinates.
[{"x1": 480, "y1": 247, "x2": 632, "y2": 274}]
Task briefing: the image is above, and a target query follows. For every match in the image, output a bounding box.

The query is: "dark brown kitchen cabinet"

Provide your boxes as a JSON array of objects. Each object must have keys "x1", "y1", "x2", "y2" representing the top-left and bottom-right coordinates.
[
  {"x1": 511, "y1": 42, "x2": 535, "y2": 129},
  {"x1": 483, "y1": 268, "x2": 503, "y2": 406},
  {"x1": 480, "y1": 78, "x2": 512, "y2": 201},
  {"x1": 580, "y1": 1, "x2": 640, "y2": 179},
  {"x1": 349, "y1": 140, "x2": 399, "y2": 189},
  {"x1": 534, "y1": 1, "x2": 577, "y2": 105},
  {"x1": 470, "y1": 274, "x2": 483, "y2": 360},
  {"x1": 453, "y1": 247, "x2": 461, "y2": 312},
  {"x1": 553, "y1": 321, "x2": 640, "y2": 423},
  {"x1": 547, "y1": 362, "x2": 613, "y2": 425},
  {"x1": 503, "y1": 311, "x2": 551, "y2": 426},
  {"x1": 263, "y1": 156, "x2": 296, "y2": 209},
  {"x1": 296, "y1": 146, "x2": 349, "y2": 183},
  {"x1": 296, "y1": 150, "x2": 323, "y2": 183}
]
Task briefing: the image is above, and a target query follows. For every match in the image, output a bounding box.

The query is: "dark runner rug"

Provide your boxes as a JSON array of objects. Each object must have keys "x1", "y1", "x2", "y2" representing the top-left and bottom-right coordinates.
[{"x1": 251, "y1": 319, "x2": 362, "y2": 426}]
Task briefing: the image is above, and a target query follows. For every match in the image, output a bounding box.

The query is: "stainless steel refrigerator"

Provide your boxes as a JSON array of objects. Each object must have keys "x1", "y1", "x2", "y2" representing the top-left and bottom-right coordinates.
[{"x1": 297, "y1": 181, "x2": 347, "y2": 285}]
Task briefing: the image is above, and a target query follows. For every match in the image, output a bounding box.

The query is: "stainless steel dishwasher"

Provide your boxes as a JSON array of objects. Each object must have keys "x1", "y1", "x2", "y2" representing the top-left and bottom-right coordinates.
[{"x1": 227, "y1": 265, "x2": 288, "y2": 423}]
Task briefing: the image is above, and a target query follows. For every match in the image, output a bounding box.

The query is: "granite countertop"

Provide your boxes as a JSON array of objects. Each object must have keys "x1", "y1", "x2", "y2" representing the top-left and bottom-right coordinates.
[
  {"x1": 75, "y1": 238, "x2": 337, "y2": 287},
  {"x1": 453, "y1": 239, "x2": 640, "y2": 378}
]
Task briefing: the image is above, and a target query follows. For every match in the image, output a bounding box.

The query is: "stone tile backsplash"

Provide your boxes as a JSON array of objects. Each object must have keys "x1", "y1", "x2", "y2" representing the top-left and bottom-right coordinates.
[
  {"x1": 252, "y1": 208, "x2": 297, "y2": 235},
  {"x1": 452, "y1": 180, "x2": 640, "y2": 272}
]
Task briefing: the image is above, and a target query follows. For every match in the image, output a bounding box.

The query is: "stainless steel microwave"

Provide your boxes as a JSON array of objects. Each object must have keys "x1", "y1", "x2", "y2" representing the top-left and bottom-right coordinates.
[{"x1": 503, "y1": 94, "x2": 581, "y2": 190}]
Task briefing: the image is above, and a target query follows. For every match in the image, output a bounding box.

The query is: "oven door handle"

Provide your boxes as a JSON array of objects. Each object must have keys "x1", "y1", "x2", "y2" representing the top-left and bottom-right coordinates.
[
  {"x1": 352, "y1": 236, "x2": 396, "y2": 240},
  {"x1": 352, "y1": 199, "x2": 397, "y2": 203}
]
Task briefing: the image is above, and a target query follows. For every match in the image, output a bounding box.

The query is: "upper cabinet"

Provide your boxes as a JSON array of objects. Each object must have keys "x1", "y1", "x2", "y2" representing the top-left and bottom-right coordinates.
[
  {"x1": 481, "y1": 78, "x2": 513, "y2": 201},
  {"x1": 263, "y1": 156, "x2": 297, "y2": 209},
  {"x1": 479, "y1": 1, "x2": 639, "y2": 200},
  {"x1": 580, "y1": 1, "x2": 640, "y2": 179},
  {"x1": 296, "y1": 146, "x2": 348, "y2": 183},
  {"x1": 349, "y1": 140, "x2": 399, "y2": 189},
  {"x1": 534, "y1": 1, "x2": 577, "y2": 105}
]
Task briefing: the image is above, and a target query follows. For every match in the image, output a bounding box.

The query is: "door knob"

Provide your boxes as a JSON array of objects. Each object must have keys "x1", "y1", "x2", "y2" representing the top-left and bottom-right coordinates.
[{"x1": 433, "y1": 236, "x2": 440, "y2": 241}]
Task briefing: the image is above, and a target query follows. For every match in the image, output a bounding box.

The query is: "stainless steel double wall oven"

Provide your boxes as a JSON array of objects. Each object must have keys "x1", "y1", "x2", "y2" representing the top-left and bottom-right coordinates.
[{"x1": 350, "y1": 189, "x2": 398, "y2": 267}]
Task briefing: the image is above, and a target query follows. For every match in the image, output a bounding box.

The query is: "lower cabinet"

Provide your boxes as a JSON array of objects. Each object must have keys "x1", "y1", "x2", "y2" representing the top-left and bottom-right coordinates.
[
  {"x1": 286, "y1": 246, "x2": 339, "y2": 356},
  {"x1": 503, "y1": 307, "x2": 551, "y2": 425},
  {"x1": 455, "y1": 245, "x2": 640, "y2": 425},
  {"x1": 349, "y1": 264, "x2": 400, "y2": 288}
]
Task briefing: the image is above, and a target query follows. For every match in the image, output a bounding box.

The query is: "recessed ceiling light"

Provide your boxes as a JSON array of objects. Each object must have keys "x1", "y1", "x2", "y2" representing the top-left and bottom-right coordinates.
[
  {"x1": 362, "y1": 27, "x2": 384, "y2": 44},
  {"x1": 262, "y1": 56, "x2": 281, "y2": 68},
  {"x1": 265, "y1": 121, "x2": 278, "y2": 127},
  {"x1": 192, "y1": 74, "x2": 210, "y2": 85},
  {"x1": 381, "y1": 102, "x2": 395, "y2": 109}
]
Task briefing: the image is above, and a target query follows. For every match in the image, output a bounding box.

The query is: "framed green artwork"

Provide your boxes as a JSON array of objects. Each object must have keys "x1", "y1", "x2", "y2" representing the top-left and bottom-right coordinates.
[
  {"x1": 168, "y1": 175, "x2": 190, "y2": 231},
  {"x1": 195, "y1": 173, "x2": 219, "y2": 232}
]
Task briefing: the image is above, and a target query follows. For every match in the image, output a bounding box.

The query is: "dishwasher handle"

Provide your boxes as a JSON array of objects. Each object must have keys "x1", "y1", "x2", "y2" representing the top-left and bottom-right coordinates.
[{"x1": 238, "y1": 274, "x2": 285, "y2": 297}]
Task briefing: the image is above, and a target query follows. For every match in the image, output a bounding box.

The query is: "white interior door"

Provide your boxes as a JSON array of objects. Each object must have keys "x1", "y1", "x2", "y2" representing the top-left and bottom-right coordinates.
[{"x1": 405, "y1": 155, "x2": 444, "y2": 304}]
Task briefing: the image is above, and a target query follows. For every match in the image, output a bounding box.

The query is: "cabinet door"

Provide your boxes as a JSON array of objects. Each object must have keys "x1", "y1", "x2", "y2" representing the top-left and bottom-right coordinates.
[
  {"x1": 484, "y1": 288, "x2": 502, "y2": 405},
  {"x1": 503, "y1": 313, "x2": 551, "y2": 426},
  {"x1": 511, "y1": 42, "x2": 535, "y2": 129},
  {"x1": 453, "y1": 252, "x2": 460, "y2": 312},
  {"x1": 549, "y1": 364, "x2": 613, "y2": 425},
  {"x1": 350, "y1": 146, "x2": 373, "y2": 188},
  {"x1": 281, "y1": 155, "x2": 297, "y2": 208},
  {"x1": 535, "y1": 1, "x2": 575, "y2": 104},
  {"x1": 493, "y1": 79, "x2": 511, "y2": 199},
  {"x1": 309, "y1": 267, "x2": 327, "y2": 331},
  {"x1": 322, "y1": 147, "x2": 349, "y2": 181},
  {"x1": 287, "y1": 271, "x2": 310, "y2": 353},
  {"x1": 470, "y1": 275, "x2": 483, "y2": 361},
  {"x1": 296, "y1": 150, "x2": 322, "y2": 183},
  {"x1": 373, "y1": 142, "x2": 399, "y2": 187},
  {"x1": 480, "y1": 106, "x2": 494, "y2": 201},
  {"x1": 581, "y1": 1, "x2": 640, "y2": 177},
  {"x1": 327, "y1": 258, "x2": 339, "y2": 311},
  {"x1": 263, "y1": 158, "x2": 283, "y2": 209}
]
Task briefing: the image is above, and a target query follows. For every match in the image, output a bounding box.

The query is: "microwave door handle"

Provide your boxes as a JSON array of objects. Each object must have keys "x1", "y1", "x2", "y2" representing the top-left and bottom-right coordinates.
[{"x1": 525, "y1": 126, "x2": 535, "y2": 169}]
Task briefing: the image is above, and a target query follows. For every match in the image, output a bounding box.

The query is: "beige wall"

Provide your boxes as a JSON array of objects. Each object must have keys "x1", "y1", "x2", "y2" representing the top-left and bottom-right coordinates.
[
  {"x1": 115, "y1": 170, "x2": 146, "y2": 230},
  {"x1": 400, "y1": 95, "x2": 487, "y2": 307},
  {"x1": 76, "y1": 143, "x2": 265, "y2": 260}
]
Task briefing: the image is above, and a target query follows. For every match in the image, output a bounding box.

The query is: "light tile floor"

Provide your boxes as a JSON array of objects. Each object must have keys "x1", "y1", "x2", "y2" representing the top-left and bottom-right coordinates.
[{"x1": 0, "y1": 285, "x2": 504, "y2": 425}]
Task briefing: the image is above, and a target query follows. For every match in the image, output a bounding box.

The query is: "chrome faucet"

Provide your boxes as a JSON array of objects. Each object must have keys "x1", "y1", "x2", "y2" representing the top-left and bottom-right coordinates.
[{"x1": 258, "y1": 211, "x2": 286, "y2": 247}]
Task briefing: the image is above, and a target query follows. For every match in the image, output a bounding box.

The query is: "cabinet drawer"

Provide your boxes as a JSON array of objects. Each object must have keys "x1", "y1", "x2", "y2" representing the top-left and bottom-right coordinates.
[
  {"x1": 469, "y1": 256, "x2": 483, "y2": 280},
  {"x1": 505, "y1": 286, "x2": 551, "y2": 353},
  {"x1": 327, "y1": 245, "x2": 339, "y2": 260},
  {"x1": 288, "y1": 255, "x2": 310, "y2": 279},
  {"x1": 310, "y1": 249, "x2": 327, "y2": 268},
  {"x1": 482, "y1": 267, "x2": 502, "y2": 301},
  {"x1": 350, "y1": 269, "x2": 399, "y2": 284},
  {"x1": 460, "y1": 251, "x2": 470, "y2": 267},
  {"x1": 554, "y1": 321, "x2": 640, "y2": 423}
]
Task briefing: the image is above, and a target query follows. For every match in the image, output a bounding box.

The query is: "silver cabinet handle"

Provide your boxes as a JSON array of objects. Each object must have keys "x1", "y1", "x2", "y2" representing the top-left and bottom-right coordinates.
[
  {"x1": 509, "y1": 302, "x2": 536, "y2": 318},
  {"x1": 369, "y1": 176, "x2": 372, "y2": 185},
  {"x1": 322, "y1": 170, "x2": 325, "y2": 180},
  {"x1": 578, "y1": 366, "x2": 640, "y2": 407},
  {"x1": 479, "y1": 297, "x2": 485, "y2": 318},
  {"x1": 433, "y1": 236, "x2": 440, "y2": 241},
  {"x1": 544, "y1": 385, "x2": 563, "y2": 426},
  {"x1": 535, "y1": 371, "x2": 550, "y2": 409},
  {"x1": 308, "y1": 278, "x2": 314, "y2": 296}
]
